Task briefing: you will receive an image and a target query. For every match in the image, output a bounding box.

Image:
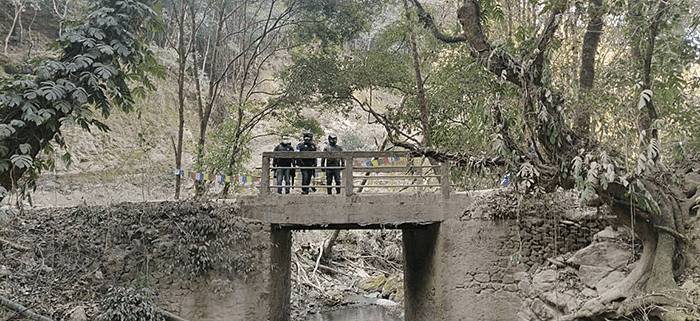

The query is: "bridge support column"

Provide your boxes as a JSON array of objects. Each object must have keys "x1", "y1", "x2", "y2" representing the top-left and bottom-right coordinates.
[
  {"x1": 403, "y1": 223, "x2": 442, "y2": 321},
  {"x1": 270, "y1": 226, "x2": 291, "y2": 321}
]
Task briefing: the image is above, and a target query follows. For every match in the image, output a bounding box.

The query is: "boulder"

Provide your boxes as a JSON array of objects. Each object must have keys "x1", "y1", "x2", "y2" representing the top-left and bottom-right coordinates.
[
  {"x1": 67, "y1": 306, "x2": 87, "y2": 321},
  {"x1": 567, "y1": 241, "x2": 631, "y2": 270}
]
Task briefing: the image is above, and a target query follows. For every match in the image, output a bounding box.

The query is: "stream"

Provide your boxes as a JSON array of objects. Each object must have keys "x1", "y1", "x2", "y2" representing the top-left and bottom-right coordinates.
[
  {"x1": 307, "y1": 305, "x2": 402, "y2": 321},
  {"x1": 305, "y1": 294, "x2": 403, "y2": 321}
]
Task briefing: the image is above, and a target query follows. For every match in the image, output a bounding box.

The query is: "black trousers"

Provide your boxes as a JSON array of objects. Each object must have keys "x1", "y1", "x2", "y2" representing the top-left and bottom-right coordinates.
[
  {"x1": 326, "y1": 169, "x2": 341, "y2": 194},
  {"x1": 300, "y1": 169, "x2": 314, "y2": 194}
]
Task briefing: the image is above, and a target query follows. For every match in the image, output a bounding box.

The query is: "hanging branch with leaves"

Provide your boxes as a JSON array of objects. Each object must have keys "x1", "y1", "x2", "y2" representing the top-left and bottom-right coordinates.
[{"x1": 0, "y1": 0, "x2": 165, "y2": 201}]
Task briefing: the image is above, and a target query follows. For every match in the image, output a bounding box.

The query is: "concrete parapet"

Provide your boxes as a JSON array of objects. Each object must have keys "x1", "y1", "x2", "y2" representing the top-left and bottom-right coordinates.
[{"x1": 233, "y1": 193, "x2": 472, "y2": 229}]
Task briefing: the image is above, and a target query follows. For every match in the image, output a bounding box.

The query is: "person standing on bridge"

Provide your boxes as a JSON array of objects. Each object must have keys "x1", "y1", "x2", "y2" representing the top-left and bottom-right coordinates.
[
  {"x1": 296, "y1": 130, "x2": 317, "y2": 194},
  {"x1": 272, "y1": 139, "x2": 295, "y2": 194},
  {"x1": 321, "y1": 133, "x2": 344, "y2": 194}
]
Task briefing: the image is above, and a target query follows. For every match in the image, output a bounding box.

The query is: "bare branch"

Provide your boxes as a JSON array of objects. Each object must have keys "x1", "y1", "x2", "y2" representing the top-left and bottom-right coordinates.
[
  {"x1": 0, "y1": 238, "x2": 31, "y2": 251},
  {"x1": 0, "y1": 294, "x2": 52, "y2": 321}
]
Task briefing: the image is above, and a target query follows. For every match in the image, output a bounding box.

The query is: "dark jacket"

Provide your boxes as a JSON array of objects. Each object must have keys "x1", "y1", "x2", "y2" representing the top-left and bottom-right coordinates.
[
  {"x1": 296, "y1": 142, "x2": 317, "y2": 167},
  {"x1": 273, "y1": 143, "x2": 295, "y2": 167},
  {"x1": 322, "y1": 144, "x2": 344, "y2": 167}
]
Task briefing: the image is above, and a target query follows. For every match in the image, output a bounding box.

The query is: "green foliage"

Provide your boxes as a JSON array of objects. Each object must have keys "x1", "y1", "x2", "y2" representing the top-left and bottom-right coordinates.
[
  {"x1": 342, "y1": 133, "x2": 366, "y2": 151},
  {"x1": 0, "y1": 0, "x2": 164, "y2": 196},
  {"x1": 99, "y1": 287, "x2": 165, "y2": 321},
  {"x1": 282, "y1": 1, "x2": 519, "y2": 158},
  {"x1": 516, "y1": 162, "x2": 541, "y2": 192},
  {"x1": 291, "y1": 116, "x2": 323, "y2": 139},
  {"x1": 568, "y1": 0, "x2": 698, "y2": 158},
  {"x1": 200, "y1": 104, "x2": 256, "y2": 187},
  {"x1": 289, "y1": 0, "x2": 384, "y2": 51}
]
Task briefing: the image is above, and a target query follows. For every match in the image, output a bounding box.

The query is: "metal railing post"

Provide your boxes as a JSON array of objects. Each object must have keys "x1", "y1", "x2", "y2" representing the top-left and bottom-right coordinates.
[{"x1": 261, "y1": 155, "x2": 270, "y2": 195}]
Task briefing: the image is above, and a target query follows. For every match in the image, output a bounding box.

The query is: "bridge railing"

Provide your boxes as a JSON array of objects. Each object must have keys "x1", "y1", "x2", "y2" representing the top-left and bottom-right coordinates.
[{"x1": 260, "y1": 151, "x2": 451, "y2": 197}]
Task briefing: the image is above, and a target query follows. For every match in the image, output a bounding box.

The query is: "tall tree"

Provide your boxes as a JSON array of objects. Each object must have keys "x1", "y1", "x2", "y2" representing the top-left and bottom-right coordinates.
[
  {"x1": 409, "y1": 0, "x2": 699, "y2": 319},
  {"x1": 5, "y1": 0, "x2": 29, "y2": 54},
  {"x1": 281, "y1": 0, "x2": 507, "y2": 187},
  {"x1": 0, "y1": 0, "x2": 164, "y2": 202},
  {"x1": 162, "y1": 0, "x2": 212, "y2": 198},
  {"x1": 574, "y1": 0, "x2": 604, "y2": 137},
  {"x1": 402, "y1": 0, "x2": 431, "y2": 148},
  {"x1": 181, "y1": 0, "x2": 297, "y2": 197}
]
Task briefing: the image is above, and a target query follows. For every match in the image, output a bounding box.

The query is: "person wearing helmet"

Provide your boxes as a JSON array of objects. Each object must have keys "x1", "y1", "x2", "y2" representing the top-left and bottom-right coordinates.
[
  {"x1": 272, "y1": 138, "x2": 295, "y2": 194},
  {"x1": 296, "y1": 131, "x2": 317, "y2": 194},
  {"x1": 322, "y1": 133, "x2": 344, "y2": 194}
]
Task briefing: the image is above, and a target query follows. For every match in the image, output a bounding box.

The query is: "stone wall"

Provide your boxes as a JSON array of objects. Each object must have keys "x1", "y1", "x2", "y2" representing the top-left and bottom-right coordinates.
[
  {"x1": 435, "y1": 189, "x2": 611, "y2": 321},
  {"x1": 437, "y1": 218, "x2": 523, "y2": 321},
  {"x1": 515, "y1": 217, "x2": 607, "y2": 267}
]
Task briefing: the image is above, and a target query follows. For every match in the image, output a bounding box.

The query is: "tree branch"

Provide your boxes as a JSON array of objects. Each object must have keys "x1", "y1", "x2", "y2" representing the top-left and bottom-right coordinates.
[
  {"x1": 0, "y1": 294, "x2": 52, "y2": 321},
  {"x1": 410, "y1": 0, "x2": 466, "y2": 43},
  {"x1": 392, "y1": 141, "x2": 505, "y2": 170},
  {"x1": 412, "y1": 0, "x2": 523, "y2": 87},
  {"x1": 0, "y1": 238, "x2": 31, "y2": 252},
  {"x1": 529, "y1": 0, "x2": 569, "y2": 85},
  {"x1": 158, "y1": 308, "x2": 191, "y2": 321}
]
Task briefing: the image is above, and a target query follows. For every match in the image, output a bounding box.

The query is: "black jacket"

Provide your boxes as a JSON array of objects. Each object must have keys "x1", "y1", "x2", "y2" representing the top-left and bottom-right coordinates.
[
  {"x1": 322, "y1": 144, "x2": 344, "y2": 167},
  {"x1": 296, "y1": 142, "x2": 317, "y2": 167},
  {"x1": 273, "y1": 143, "x2": 294, "y2": 167}
]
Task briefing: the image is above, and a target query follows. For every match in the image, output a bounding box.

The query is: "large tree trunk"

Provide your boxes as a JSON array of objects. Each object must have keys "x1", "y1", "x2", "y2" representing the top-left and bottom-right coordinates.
[
  {"x1": 573, "y1": 178, "x2": 687, "y2": 320},
  {"x1": 574, "y1": 0, "x2": 604, "y2": 137},
  {"x1": 403, "y1": 0, "x2": 431, "y2": 148}
]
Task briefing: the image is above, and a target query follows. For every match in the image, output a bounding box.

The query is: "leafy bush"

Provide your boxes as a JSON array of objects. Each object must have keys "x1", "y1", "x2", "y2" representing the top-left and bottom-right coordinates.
[
  {"x1": 99, "y1": 287, "x2": 164, "y2": 321},
  {"x1": 341, "y1": 134, "x2": 365, "y2": 151}
]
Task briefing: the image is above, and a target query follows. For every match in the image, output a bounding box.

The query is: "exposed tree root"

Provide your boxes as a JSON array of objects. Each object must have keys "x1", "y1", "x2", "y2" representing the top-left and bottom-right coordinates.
[
  {"x1": 566, "y1": 290, "x2": 699, "y2": 321},
  {"x1": 565, "y1": 177, "x2": 695, "y2": 320},
  {"x1": 0, "y1": 294, "x2": 52, "y2": 321},
  {"x1": 158, "y1": 308, "x2": 191, "y2": 321}
]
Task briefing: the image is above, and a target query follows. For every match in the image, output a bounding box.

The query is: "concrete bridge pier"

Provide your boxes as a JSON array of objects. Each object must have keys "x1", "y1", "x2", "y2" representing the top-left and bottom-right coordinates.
[
  {"x1": 403, "y1": 223, "x2": 442, "y2": 321},
  {"x1": 270, "y1": 227, "x2": 292, "y2": 321}
]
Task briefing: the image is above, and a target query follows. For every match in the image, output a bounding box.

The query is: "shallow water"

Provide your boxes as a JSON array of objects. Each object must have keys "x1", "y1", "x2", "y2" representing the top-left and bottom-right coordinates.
[{"x1": 306, "y1": 305, "x2": 402, "y2": 321}]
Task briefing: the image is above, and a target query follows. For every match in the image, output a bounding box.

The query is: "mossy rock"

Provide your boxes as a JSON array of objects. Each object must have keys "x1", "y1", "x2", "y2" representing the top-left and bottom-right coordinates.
[
  {"x1": 358, "y1": 274, "x2": 387, "y2": 292},
  {"x1": 382, "y1": 273, "x2": 404, "y2": 302},
  {"x1": 382, "y1": 273, "x2": 403, "y2": 293}
]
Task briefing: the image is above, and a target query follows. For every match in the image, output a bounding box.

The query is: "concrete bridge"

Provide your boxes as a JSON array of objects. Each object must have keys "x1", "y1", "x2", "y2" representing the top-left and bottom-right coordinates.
[{"x1": 236, "y1": 151, "x2": 478, "y2": 321}]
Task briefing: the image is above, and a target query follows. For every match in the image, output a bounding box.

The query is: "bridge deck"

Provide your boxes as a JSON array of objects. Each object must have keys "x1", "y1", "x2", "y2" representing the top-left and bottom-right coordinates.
[{"x1": 232, "y1": 193, "x2": 471, "y2": 229}]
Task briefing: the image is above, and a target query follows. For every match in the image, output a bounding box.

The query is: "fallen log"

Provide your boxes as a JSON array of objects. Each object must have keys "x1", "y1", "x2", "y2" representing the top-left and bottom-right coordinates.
[
  {"x1": 0, "y1": 238, "x2": 31, "y2": 252},
  {"x1": 0, "y1": 294, "x2": 52, "y2": 321},
  {"x1": 158, "y1": 308, "x2": 191, "y2": 321}
]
